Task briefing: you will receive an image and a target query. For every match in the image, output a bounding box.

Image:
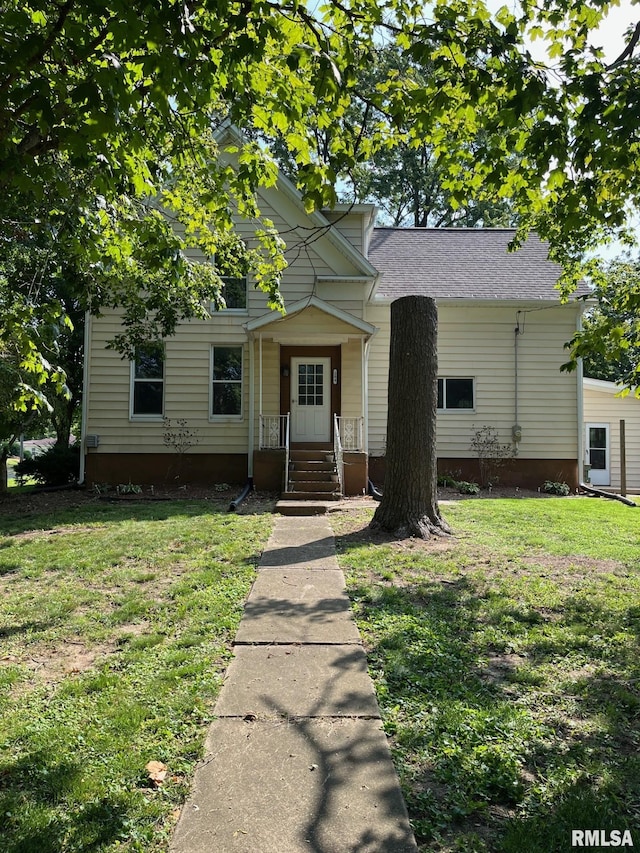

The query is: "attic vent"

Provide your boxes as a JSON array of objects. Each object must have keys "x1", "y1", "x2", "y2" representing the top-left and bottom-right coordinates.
[{"x1": 85, "y1": 434, "x2": 100, "y2": 448}]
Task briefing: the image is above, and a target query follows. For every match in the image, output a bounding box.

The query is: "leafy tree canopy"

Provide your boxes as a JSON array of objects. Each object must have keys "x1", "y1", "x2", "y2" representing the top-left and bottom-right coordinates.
[
  {"x1": 564, "y1": 256, "x2": 640, "y2": 394},
  {"x1": 2, "y1": 0, "x2": 640, "y2": 410}
]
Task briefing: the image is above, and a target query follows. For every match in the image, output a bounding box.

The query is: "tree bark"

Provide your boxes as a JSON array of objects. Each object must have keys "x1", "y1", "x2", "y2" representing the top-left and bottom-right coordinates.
[
  {"x1": 0, "y1": 448, "x2": 8, "y2": 494},
  {"x1": 370, "y1": 296, "x2": 450, "y2": 539}
]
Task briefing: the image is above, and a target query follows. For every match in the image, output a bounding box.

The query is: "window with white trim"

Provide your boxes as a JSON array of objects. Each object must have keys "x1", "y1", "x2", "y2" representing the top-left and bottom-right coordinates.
[
  {"x1": 211, "y1": 345, "x2": 243, "y2": 417},
  {"x1": 437, "y1": 378, "x2": 474, "y2": 410},
  {"x1": 131, "y1": 344, "x2": 164, "y2": 418}
]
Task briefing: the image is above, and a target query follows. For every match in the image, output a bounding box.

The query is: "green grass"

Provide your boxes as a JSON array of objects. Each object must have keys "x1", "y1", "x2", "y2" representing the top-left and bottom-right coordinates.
[
  {"x1": 334, "y1": 498, "x2": 640, "y2": 852},
  {"x1": 0, "y1": 494, "x2": 273, "y2": 853}
]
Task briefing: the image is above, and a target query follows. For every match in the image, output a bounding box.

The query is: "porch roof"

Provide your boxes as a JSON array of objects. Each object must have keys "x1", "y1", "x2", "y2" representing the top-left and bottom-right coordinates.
[{"x1": 245, "y1": 295, "x2": 377, "y2": 344}]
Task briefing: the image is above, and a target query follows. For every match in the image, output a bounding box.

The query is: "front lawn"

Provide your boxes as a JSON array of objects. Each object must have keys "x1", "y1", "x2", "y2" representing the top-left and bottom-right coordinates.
[
  {"x1": 334, "y1": 498, "x2": 640, "y2": 853},
  {"x1": 0, "y1": 494, "x2": 273, "y2": 853}
]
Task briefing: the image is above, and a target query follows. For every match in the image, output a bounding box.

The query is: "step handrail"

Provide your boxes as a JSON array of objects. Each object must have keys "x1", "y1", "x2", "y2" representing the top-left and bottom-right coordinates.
[
  {"x1": 333, "y1": 413, "x2": 344, "y2": 496},
  {"x1": 284, "y1": 411, "x2": 291, "y2": 492}
]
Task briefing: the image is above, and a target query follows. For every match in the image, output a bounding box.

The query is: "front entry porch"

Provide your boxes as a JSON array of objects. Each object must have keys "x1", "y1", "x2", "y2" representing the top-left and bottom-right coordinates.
[
  {"x1": 253, "y1": 414, "x2": 369, "y2": 499},
  {"x1": 245, "y1": 296, "x2": 377, "y2": 501}
]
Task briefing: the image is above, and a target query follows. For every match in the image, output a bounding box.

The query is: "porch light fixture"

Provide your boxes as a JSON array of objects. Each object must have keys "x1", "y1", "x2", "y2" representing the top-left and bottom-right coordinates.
[{"x1": 281, "y1": 365, "x2": 290, "y2": 377}]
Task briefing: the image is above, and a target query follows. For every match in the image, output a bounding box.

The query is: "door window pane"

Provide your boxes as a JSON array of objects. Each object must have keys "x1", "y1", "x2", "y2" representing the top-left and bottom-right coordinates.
[
  {"x1": 589, "y1": 427, "x2": 607, "y2": 449},
  {"x1": 590, "y1": 449, "x2": 606, "y2": 470},
  {"x1": 297, "y1": 363, "x2": 323, "y2": 406}
]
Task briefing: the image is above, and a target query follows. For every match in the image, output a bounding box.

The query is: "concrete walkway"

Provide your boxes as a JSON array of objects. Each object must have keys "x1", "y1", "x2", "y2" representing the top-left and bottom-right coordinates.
[{"x1": 171, "y1": 516, "x2": 418, "y2": 853}]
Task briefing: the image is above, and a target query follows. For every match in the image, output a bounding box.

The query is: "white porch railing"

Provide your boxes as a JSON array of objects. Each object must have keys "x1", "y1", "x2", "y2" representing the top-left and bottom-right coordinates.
[
  {"x1": 336, "y1": 416, "x2": 364, "y2": 452},
  {"x1": 333, "y1": 413, "x2": 344, "y2": 496},
  {"x1": 259, "y1": 414, "x2": 289, "y2": 449}
]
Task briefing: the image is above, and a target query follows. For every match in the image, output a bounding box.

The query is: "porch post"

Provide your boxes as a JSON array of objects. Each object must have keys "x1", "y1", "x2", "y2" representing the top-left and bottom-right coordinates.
[{"x1": 362, "y1": 336, "x2": 370, "y2": 454}]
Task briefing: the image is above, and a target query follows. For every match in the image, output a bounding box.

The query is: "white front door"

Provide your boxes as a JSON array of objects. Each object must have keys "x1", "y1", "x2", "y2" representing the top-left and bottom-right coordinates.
[
  {"x1": 586, "y1": 423, "x2": 610, "y2": 486},
  {"x1": 291, "y1": 357, "x2": 331, "y2": 442}
]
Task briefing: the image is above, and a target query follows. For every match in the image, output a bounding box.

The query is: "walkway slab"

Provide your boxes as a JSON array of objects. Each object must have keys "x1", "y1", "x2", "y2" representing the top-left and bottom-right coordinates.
[
  {"x1": 170, "y1": 717, "x2": 418, "y2": 853},
  {"x1": 236, "y1": 570, "x2": 361, "y2": 645},
  {"x1": 171, "y1": 515, "x2": 418, "y2": 853},
  {"x1": 215, "y1": 644, "x2": 380, "y2": 719},
  {"x1": 259, "y1": 518, "x2": 338, "y2": 570}
]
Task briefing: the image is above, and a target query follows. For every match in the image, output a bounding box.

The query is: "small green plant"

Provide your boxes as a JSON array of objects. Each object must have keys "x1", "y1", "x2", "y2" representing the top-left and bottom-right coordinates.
[
  {"x1": 457, "y1": 480, "x2": 480, "y2": 494},
  {"x1": 214, "y1": 482, "x2": 230, "y2": 492},
  {"x1": 116, "y1": 482, "x2": 143, "y2": 495},
  {"x1": 163, "y1": 418, "x2": 199, "y2": 455},
  {"x1": 163, "y1": 417, "x2": 199, "y2": 481},
  {"x1": 438, "y1": 472, "x2": 460, "y2": 488},
  {"x1": 542, "y1": 480, "x2": 570, "y2": 496},
  {"x1": 470, "y1": 425, "x2": 514, "y2": 488}
]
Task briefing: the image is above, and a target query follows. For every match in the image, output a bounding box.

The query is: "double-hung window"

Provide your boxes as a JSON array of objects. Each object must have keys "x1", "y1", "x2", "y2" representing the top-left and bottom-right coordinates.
[
  {"x1": 437, "y1": 378, "x2": 474, "y2": 410},
  {"x1": 211, "y1": 345, "x2": 243, "y2": 417},
  {"x1": 131, "y1": 344, "x2": 164, "y2": 418}
]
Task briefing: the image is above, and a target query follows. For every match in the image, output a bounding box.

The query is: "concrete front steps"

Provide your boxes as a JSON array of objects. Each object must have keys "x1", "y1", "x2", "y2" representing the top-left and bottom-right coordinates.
[{"x1": 276, "y1": 449, "x2": 341, "y2": 515}]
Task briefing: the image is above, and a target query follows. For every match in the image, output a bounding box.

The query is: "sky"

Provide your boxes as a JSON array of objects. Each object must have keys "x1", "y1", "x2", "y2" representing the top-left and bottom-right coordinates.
[
  {"x1": 592, "y1": 0, "x2": 639, "y2": 62},
  {"x1": 486, "y1": 0, "x2": 639, "y2": 62}
]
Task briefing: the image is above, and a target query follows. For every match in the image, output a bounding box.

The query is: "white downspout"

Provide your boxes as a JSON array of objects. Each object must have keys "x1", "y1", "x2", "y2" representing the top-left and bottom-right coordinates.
[
  {"x1": 247, "y1": 333, "x2": 255, "y2": 479},
  {"x1": 363, "y1": 336, "x2": 371, "y2": 454},
  {"x1": 78, "y1": 311, "x2": 91, "y2": 485},
  {"x1": 576, "y1": 309, "x2": 585, "y2": 485}
]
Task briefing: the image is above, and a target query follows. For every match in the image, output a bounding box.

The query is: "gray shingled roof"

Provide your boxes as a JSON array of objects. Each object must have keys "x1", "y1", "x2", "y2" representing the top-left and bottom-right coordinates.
[{"x1": 368, "y1": 228, "x2": 581, "y2": 300}]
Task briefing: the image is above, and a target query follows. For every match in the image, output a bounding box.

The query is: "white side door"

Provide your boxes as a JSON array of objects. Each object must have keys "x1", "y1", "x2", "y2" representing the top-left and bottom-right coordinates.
[
  {"x1": 586, "y1": 423, "x2": 610, "y2": 486},
  {"x1": 291, "y1": 357, "x2": 331, "y2": 442}
]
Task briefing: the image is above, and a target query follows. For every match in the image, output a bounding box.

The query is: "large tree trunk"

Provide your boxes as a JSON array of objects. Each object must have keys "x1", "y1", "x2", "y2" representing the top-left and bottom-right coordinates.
[
  {"x1": 52, "y1": 394, "x2": 76, "y2": 447},
  {"x1": 370, "y1": 295, "x2": 450, "y2": 539},
  {"x1": 0, "y1": 448, "x2": 8, "y2": 494}
]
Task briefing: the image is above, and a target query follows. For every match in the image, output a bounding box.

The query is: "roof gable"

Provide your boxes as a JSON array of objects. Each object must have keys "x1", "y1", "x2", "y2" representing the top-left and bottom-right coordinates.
[
  {"x1": 217, "y1": 125, "x2": 377, "y2": 282},
  {"x1": 246, "y1": 295, "x2": 377, "y2": 338}
]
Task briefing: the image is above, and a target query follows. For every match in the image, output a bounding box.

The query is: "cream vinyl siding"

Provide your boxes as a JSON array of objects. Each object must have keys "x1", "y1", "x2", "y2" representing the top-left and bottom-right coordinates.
[
  {"x1": 340, "y1": 339, "x2": 364, "y2": 418},
  {"x1": 320, "y1": 211, "x2": 366, "y2": 254},
  {"x1": 87, "y1": 310, "x2": 250, "y2": 454},
  {"x1": 365, "y1": 303, "x2": 580, "y2": 459},
  {"x1": 583, "y1": 381, "x2": 640, "y2": 490},
  {"x1": 260, "y1": 305, "x2": 365, "y2": 343},
  {"x1": 253, "y1": 339, "x2": 281, "y2": 418}
]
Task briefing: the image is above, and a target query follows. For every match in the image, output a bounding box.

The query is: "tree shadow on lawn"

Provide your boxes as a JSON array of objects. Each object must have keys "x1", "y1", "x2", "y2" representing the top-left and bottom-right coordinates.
[
  {"x1": 336, "y1": 531, "x2": 640, "y2": 851},
  {"x1": 0, "y1": 489, "x2": 276, "y2": 537},
  {"x1": 0, "y1": 751, "x2": 133, "y2": 853}
]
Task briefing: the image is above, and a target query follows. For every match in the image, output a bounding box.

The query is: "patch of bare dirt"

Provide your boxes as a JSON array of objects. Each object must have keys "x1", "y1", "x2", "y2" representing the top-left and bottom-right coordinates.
[
  {"x1": 8, "y1": 524, "x2": 104, "y2": 542},
  {"x1": 5, "y1": 639, "x2": 114, "y2": 688},
  {"x1": 0, "y1": 485, "x2": 278, "y2": 522},
  {"x1": 521, "y1": 552, "x2": 625, "y2": 579},
  {"x1": 480, "y1": 653, "x2": 526, "y2": 684},
  {"x1": 4, "y1": 623, "x2": 153, "y2": 694}
]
